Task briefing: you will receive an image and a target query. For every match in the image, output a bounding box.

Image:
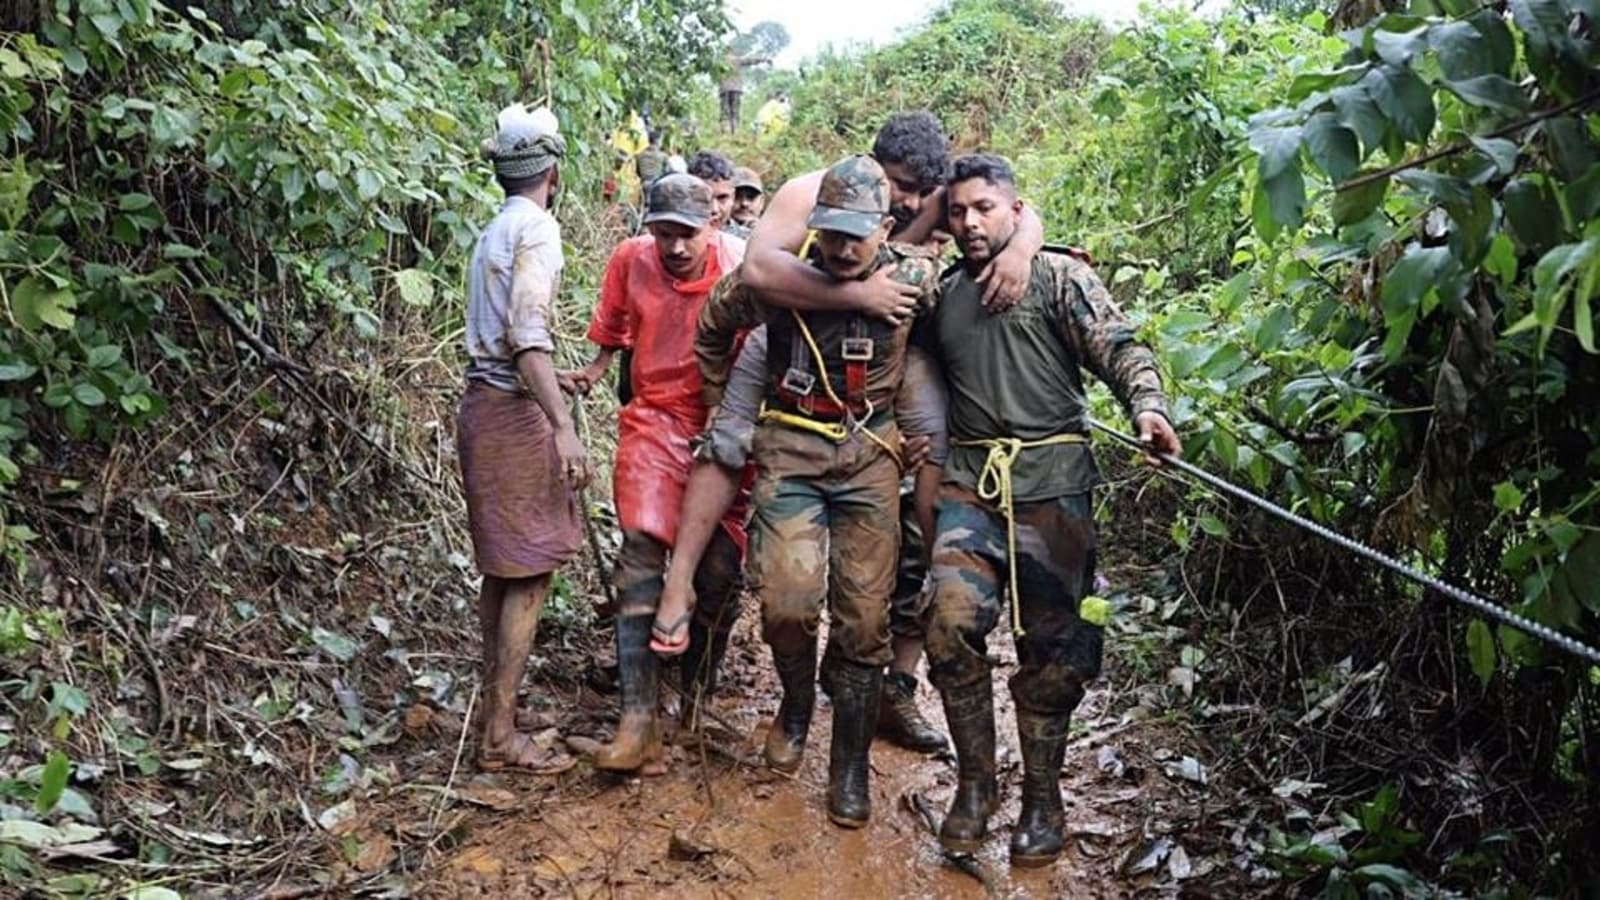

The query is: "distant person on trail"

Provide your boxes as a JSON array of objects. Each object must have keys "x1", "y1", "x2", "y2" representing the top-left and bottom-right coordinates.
[
  {"x1": 719, "y1": 48, "x2": 770, "y2": 134},
  {"x1": 687, "y1": 150, "x2": 740, "y2": 237},
  {"x1": 755, "y1": 92, "x2": 791, "y2": 142},
  {"x1": 691, "y1": 155, "x2": 943, "y2": 828},
  {"x1": 923, "y1": 154, "x2": 1181, "y2": 868},
  {"x1": 731, "y1": 166, "x2": 765, "y2": 228},
  {"x1": 634, "y1": 128, "x2": 668, "y2": 202},
  {"x1": 560, "y1": 174, "x2": 749, "y2": 771},
  {"x1": 461, "y1": 103, "x2": 592, "y2": 772},
  {"x1": 652, "y1": 111, "x2": 1048, "y2": 759}
]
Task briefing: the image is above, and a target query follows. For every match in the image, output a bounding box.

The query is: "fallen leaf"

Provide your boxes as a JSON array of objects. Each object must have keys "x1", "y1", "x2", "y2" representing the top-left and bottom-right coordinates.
[
  {"x1": 1122, "y1": 835, "x2": 1174, "y2": 876},
  {"x1": 350, "y1": 831, "x2": 396, "y2": 873},
  {"x1": 1096, "y1": 745, "x2": 1125, "y2": 779},
  {"x1": 1272, "y1": 778, "x2": 1325, "y2": 799},
  {"x1": 38, "y1": 839, "x2": 123, "y2": 861},
  {"x1": 317, "y1": 799, "x2": 360, "y2": 836},
  {"x1": 1168, "y1": 842, "x2": 1193, "y2": 879},
  {"x1": 403, "y1": 705, "x2": 434, "y2": 735},
  {"x1": 668, "y1": 829, "x2": 715, "y2": 861},
  {"x1": 1167, "y1": 666, "x2": 1196, "y2": 698},
  {"x1": 1164, "y1": 756, "x2": 1208, "y2": 786},
  {"x1": 457, "y1": 783, "x2": 519, "y2": 811}
]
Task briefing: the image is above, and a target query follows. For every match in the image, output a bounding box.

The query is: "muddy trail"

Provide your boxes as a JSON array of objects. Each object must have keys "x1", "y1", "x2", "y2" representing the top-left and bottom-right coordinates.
[{"x1": 417, "y1": 560, "x2": 1239, "y2": 898}]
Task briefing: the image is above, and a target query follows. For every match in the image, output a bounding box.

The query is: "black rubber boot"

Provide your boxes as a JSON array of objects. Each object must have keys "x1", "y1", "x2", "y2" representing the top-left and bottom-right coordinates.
[
  {"x1": 678, "y1": 620, "x2": 730, "y2": 732},
  {"x1": 594, "y1": 614, "x2": 662, "y2": 771},
  {"x1": 938, "y1": 681, "x2": 998, "y2": 853},
  {"x1": 763, "y1": 644, "x2": 816, "y2": 773},
  {"x1": 878, "y1": 671, "x2": 949, "y2": 754},
  {"x1": 1010, "y1": 710, "x2": 1070, "y2": 867},
  {"x1": 826, "y1": 660, "x2": 883, "y2": 828}
]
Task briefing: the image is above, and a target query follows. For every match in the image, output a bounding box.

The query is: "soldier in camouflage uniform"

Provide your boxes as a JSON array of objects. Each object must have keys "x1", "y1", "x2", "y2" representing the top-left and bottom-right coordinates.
[
  {"x1": 922, "y1": 155, "x2": 1182, "y2": 867},
  {"x1": 696, "y1": 155, "x2": 942, "y2": 828}
]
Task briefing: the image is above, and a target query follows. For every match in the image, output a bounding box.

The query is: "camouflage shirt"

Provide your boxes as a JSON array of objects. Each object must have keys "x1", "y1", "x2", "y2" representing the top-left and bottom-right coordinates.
[
  {"x1": 929, "y1": 250, "x2": 1169, "y2": 501},
  {"x1": 696, "y1": 241, "x2": 941, "y2": 411}
]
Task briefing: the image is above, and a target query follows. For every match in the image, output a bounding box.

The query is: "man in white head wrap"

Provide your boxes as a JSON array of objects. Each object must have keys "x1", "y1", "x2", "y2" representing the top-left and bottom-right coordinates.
[{"x1": 460, "y1": 103, "x2": 592, "y2": 771}]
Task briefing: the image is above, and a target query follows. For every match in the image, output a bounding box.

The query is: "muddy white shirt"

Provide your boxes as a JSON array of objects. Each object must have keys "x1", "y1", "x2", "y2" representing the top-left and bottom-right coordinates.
[{"x1": 464, "y1": 196, "x2": 563, "y2": 393}]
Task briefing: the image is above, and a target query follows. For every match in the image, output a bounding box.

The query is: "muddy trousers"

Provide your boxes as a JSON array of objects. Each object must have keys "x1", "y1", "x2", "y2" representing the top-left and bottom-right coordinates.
[
  {"x1": 612, "y1": 528, "x2": 744, "y2": 718},
  {"x1": 923, "y1": 486, "x2": 1102, "y2": 712},
  {"x1": 746, "y1": 425, "x2": 901, "y2": 669}
]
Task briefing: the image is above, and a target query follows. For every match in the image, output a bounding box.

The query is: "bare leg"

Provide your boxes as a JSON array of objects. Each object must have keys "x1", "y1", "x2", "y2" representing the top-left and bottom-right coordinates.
[
  {"x1": 479, "y1": 576, "x2": 507, "y2": 695},
  {"x1": 482, "y1": 574, "x2": 553, "y2": 761},
  {"x1": 654, "y1": 461, "x2": 741, "y2": 650}
]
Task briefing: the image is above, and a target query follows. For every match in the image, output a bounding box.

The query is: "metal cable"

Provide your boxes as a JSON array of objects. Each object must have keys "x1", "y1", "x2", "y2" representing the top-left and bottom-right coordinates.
[{"x1": 1089, "y1": 419, "x2": 1600, "y2": 665}]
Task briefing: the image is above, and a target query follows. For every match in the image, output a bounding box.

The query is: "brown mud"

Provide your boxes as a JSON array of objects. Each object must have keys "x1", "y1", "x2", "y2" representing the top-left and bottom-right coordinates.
[{"x1": 423, "y1": 564, "x2": 1223, "y2": 898}]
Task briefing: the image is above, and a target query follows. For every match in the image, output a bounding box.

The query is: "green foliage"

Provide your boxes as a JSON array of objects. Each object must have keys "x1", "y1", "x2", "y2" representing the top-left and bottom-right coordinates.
[{"x1": 0, "y1": 0, "x2": 727, "y2": 556}]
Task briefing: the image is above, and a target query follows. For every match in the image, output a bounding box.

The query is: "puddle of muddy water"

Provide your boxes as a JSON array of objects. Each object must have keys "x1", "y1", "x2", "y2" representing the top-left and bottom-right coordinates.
[{"x1": 436, "y1": 616, "x2": 1148, "y2": 900}]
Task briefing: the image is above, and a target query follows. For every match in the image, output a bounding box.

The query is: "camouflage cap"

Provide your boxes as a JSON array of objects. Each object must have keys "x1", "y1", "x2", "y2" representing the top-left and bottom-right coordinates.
[
  {"x1": 806, "y1": 154, "x2": 891, "y2": 239},
  {"x1": 733, "y1": 166, "x2": 764, "y2": 193},
  {"x1": 642, "y1": 173, "x2": 714, "y2": 228}
]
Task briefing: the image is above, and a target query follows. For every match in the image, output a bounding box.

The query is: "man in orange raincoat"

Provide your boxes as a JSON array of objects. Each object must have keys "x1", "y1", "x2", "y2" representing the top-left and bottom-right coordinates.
[{"x1": 563, "y1": 174, "x2": 748, "y2": 772}]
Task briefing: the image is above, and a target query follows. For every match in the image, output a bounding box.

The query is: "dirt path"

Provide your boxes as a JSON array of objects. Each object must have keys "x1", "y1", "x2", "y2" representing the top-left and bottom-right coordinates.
[{"x1": 426, "y1": 565, "x2": 1215, "y2": 898}]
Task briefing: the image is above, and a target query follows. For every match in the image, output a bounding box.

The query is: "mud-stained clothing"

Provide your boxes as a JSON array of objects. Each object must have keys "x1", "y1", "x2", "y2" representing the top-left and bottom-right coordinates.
[
  {"x1": 587, "y1": 232, "x2": 748, "y2": 551},
  {"x1": 923, "y1": 250, "x2": 1169, "y2": 715},
  {"x1": 696, "y1": 245, "x2": 941, "y2": 667},
  {"x1": 745, "y1": 418, "x2": 902, "y2": 665},
  {"x1": 613, "y1": 527, "x2": 743, "y2": 634},
  {"x1": 924, "y1": 486, "x2": 1101, "y2": 711},
  {"x1": 458, "y1": 196, "x2": 581, "y2": 578}
]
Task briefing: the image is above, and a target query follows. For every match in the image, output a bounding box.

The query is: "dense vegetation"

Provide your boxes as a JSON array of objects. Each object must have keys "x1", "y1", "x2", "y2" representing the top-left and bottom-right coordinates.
[{"x1": 1, "y1": 0, "x2": 1596, "y2": 894}]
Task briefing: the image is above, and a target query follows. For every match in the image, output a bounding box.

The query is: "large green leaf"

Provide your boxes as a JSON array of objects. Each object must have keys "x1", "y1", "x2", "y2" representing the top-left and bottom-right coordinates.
[
  {"x1": 1332, "y1": 176, "x2": 1388, "y2": 225},
  {"x1": 1380, "y1": 244, "x2": 1457, "y2": 356},
  {"x1": 1303, "y1": 113, "x2": 1359, "y2": 182},
  {"x1": 1545, "y1": 116, "x2": 1597, "y2": 181},
  {"x1": 1444, "y1": 75, "x2": 1531, "y2": 114},
  {"x1": 1363, "y1": 65, "x2": 1435, "y2": 144},
  {"x1": 1429, "y1": 21, "x2": 1490, "y2": 80},
  {"x1": 1445, "y1": 186, "x2": 1495, "y2": 268},
  {"x1": 1331, "y1": 83, "x2": 1387, "y2": 156},
  {"x1": 1503, "y1": 175, "x2": 1565, "y2": 253},
  {"x1": 1395, "y1": 169, "x2": 1472, "y2": 206},
  {"x1": 1249, "y1": 125, "x2": 1302, "y2": 180},
  {"x1": 1468, "y1": 135, "x2": 1519, "y2": 177},
  {"x1": 11, "y1": 276, "x2": 77, "y2": 332},
  {"x1": 1465, "y1": 620, "x2": 1495, "y2": 688},
  {"x1": 1467, "y1": 10, "x2": 1517, "y2": 76}
]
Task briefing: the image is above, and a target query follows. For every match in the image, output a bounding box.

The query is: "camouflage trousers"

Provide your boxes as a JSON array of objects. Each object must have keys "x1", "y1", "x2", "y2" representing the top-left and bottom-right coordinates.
[
  {"x1": 747, "y1": 420, "x2": 901, "y2": 668},
  {"x1": 613, "y1": 527, "x2": 743, "y2": 635},
  {"x1": 924, "y1": 485, "x2": 1103, "y2": 716}
]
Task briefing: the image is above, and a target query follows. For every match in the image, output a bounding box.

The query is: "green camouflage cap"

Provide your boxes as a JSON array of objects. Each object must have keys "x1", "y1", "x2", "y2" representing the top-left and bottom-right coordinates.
[
  {"x1": 806, "y1": 154, "x2": 891, "y2": 239},
  {"x1": 733, "y1": 166, "x2": 764, "y2": 193},
  {"x1": 642, "y1": 173, "x2": 714, "y2": 228}
]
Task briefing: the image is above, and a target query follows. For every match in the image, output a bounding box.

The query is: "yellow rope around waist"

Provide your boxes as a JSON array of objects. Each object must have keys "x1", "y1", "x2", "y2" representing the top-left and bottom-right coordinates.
[
  {"x1": 952, "y1": 433, "x2": 1089, "y2": 637},
  {"x1": 757, "y1": 404, "x2": 850, "y2": 442}
]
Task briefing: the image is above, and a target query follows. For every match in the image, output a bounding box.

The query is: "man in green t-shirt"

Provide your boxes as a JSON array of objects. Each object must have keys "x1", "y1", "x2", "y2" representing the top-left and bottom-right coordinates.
[{"x1": 922, "y1": 154, "x2": 1182, "y2": 868}]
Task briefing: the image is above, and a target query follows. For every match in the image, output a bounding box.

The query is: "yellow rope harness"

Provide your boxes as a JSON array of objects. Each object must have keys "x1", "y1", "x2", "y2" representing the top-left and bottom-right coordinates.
[
  {"x1": 952, "y1": 434, "x2": 1088, "y2": 637},
  {"x1": 756, "y1": 308, "x2": 902, "y2": 467}
]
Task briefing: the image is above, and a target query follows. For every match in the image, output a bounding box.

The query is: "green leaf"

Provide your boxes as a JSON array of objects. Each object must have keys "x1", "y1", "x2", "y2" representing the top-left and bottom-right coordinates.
[
  {"x1": 1303, "y1": 113, "x2": 1359, "y2": 182},
  {"x1": 1446, "y1": 186, "x2": 1494, "y2": 268},
  {"x1": 1576, "y1": 287, "x2": 1595, "y2": 353},
  {"x1": 1264, "y1": 166, "x2": 1306, "y2": 236},
  {"x1": 1467, "y1": 10, "x2": 1516, "y2": 77},
  {"x1": 1332, "y1": 84, "x2": 1387, "y2": 156},
  {"x1": 1466, "y1": 619, "x2": 1496, "y2": 687},
  {"x1": 1484, "y1": 233, "x2": 1519, "y2": 286},
  {"x1": 1355, "y1": 863, "x2": 1427, "y2": 891},
  {"x1": 1503, "y1": 176, "x2": 1564, "y2": 254},
  {"x1": 392, "y1": 269, "x2": 434, "y2": 307},
  {"x1": 87, "y1": 345, "x2": 122, "y2": 369},
  {"x1": 1395, "y1": 169, "x2": 1472, "y2": 206},
  {"x1": 1250, "y1": 125, "x2": 1302, "y2": 180},
  {"x1": 1545, "y1": 116, "x2": 1597, "y2": 181},
  {"x1": 1380, "y1": 245, "x2": 1456, "y2": 357},
  {"x1": 35, "y1": 750, "x2": 69, "y2": 815},
  {"x1": 1468, "y1": 136, "x2": 1518, "y2": 176},
  {"x1": 1445, "y1": 75, "x2": 1531, "y2": 114},
  {"x1": 11, "y1": 276, "x2": 77, "y2": 332},
  {"x1": 311, "y1": 627, "x2": 359, "y2": 662},
  {"x1": 1197, "y1": 514, "x2": 1229, "y2": 537},
  {"x1": 71, "y1": 382, "x2": 106, "y2": 407},
  {"x1": 1492, "y1": 481, "x2": 1525, "y2": 512},
  {"x1": 1430, "y1": 21, "x2": 1490, "y2": 80},
  {"x1": 354, "y1": 169, "x2": 382, "y2": 201},
  {"x1": 1373, "y1": 27, "x2": 1426, "y2": 66},
  {"x1": 0, "y1": 362, "x2": 38, "y2": 381},
  {"x1": 117, "y1": 192, "x2": 155, "y2": 211},
  {"x1": 280, "y1": 166, "x2": 307, "y2": 205},
  {"x1": 1332, "y1": 176, "x2": 1388, "y2": 225},
  {"x1": 1566, "y1": 163, "x2": 1600, "y2": 222},
  {"x1": 1364, "y1": 65, "x2": 1435, "y2": 144}
]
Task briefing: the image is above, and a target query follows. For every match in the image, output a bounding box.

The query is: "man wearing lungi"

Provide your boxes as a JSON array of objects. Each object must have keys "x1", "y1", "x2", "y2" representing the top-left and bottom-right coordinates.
[{"x1": 459, "y1": 104, "x2": 593, "y2": 771}]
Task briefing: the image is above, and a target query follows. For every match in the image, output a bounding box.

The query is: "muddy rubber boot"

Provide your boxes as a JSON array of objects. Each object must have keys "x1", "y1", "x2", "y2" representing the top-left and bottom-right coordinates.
[
  {"x1": 826, "y1": 661, "x2": 882, "y2": 828},
  {"x1": 938, "y1": 682, "x2": 998, "y2": 853},
  {"x1": 678, "y1": 620, "x2": 730, "y2": 732},
  {"x1": 1010, "y1": 710, "x2": 1070, "y2": 867},
  {"x1": 817, "y1": 639, "x2": 840, "y2": 701},
  {"x1": 594, "y1": 614, "x2": 662, "y2": 772},
  {"x1": 763, "y1": 646, "x2": 816, "y2": 773},
  {"x1": 877, "y1": 671, "x2": 949, "y2": 754}
]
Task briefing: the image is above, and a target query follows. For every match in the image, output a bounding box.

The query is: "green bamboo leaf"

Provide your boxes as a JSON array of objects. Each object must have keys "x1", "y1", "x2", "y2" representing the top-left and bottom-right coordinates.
[{"x1": 35, "y1": 750, "x2": 69, "y2": 815}]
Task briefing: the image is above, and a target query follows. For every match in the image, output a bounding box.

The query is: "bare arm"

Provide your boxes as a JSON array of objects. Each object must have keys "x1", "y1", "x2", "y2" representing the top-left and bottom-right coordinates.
[
  {"x1": 742, "y1": 172, "x2": 918, "y2": 322},
  {"x1": 914, "y1": 464, "x2": 941, "y2": 570},
  {"x1": 508, "y1": 226, "x2": 592, "y2": 487}
]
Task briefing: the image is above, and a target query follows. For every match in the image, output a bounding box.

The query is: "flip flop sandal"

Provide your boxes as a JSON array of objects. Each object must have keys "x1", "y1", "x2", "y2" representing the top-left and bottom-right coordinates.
[
  {"x1": 478, "y1": 733, "x2": 577, "y2": 775},
  {"x1": 649, "y1": 610, "x2": 693, "y2": 657}
]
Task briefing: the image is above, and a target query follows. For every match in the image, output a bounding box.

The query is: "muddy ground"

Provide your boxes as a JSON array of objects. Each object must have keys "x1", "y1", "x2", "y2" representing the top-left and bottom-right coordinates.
[{"x1": 409, "y1": 560, "x2": 1244, "y2": 899}]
